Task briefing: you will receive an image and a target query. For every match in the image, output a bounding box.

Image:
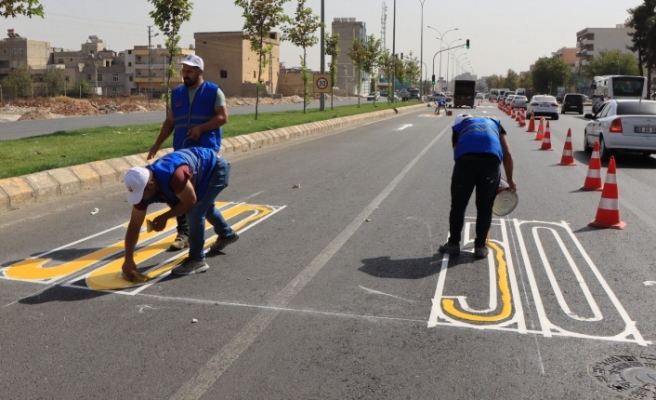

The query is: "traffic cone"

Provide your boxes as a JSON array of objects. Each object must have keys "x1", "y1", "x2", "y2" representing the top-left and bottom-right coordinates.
[
  {"x1": 559, "y1": 128, "x2": 577, "y2": 165},
  {"x1": 534, "y1": 117, "x2": 545, "y2": 141},
  {"x1": 519, "y1": 109, "x2": 526, "y2": 127},
  {"x1": 510, "y1": 108, "x2": 516, "y2": 119},
  {"x1": 588, "y1": 156, "x2": 626, "y2": 230},
  {"x1": 515, "y1": 108, "x2": 521, "y2": 122},
  {"x1": 539, "y1": 126, "x2": 553, "y2": 150},
  {"x1": 526, "y1": 112, "x2": 536, "y2": 132},
  {"x1": 580, "y1": 141, "x2": 603, "y2": 191}
]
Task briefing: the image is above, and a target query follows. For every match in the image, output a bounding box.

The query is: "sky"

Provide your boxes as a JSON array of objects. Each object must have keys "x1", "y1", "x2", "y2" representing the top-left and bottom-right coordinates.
[{"x1": 1, "y1": 0, "x2": 641, "y2": 79}]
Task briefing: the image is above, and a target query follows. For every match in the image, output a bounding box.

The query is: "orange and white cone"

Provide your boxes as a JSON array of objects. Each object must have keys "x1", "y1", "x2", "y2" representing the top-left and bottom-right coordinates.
[
  {"x1": 539, "y1": 126, "x2": 553, "y2": 150},
  {"x1": 519, "y1": 109, "x2": 526, "y2": 127},
  {"x1": 511, "y1": 108, "x2": 516, "y2": 119},
  {"x1": 580, "y1": 141, "x2": 603, "y2": 191},
  {"x1": 515, "y1": 108, "x2": 521, "y2": 122},
  {"x1": 534, "y1": 117, "x2": 545, "y2": 141},
  {"x1": 559, "y1": 128, "x2": 577, "y2": 165},
  {"x1": 526, "y1": 112, "x2": 536, "y2": 132},
  {"x1": 588, "y1": 156, "x2": 626, "y2": 229}
]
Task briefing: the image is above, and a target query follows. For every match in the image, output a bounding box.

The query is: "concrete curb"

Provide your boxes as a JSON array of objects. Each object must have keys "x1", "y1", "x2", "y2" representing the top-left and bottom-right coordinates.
[{"x1": 0, "y1": 103, "x2": 425, "y2": 214}]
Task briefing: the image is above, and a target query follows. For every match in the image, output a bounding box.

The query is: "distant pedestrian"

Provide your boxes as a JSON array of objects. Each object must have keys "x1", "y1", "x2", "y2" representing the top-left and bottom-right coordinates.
[
  {"x1": 435, "y1": 96, "x2": 448, "y2": 115},
  {"x1": 438, "y1": 114, "x2": 516, "y2": 258},
  {"x1": 121, "y1": 147, "x2": 239, "y2": 281},
  {"x1": 147, "y1": 55, "x2": 234, "y2": 251}
]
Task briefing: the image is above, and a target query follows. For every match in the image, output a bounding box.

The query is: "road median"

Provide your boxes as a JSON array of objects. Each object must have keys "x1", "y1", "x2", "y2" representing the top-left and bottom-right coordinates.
[{"x1": 0, "y1": 104, "x2": 424, "y2": 214}]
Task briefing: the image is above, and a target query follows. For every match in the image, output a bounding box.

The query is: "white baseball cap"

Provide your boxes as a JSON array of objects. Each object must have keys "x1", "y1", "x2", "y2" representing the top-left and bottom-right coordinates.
[
  {"x1": 182, "y1": 54, "x2": 204, "y2": 70},
  {"x1": 454, "y1": 113, "x2": 473, "y2": 126},
  {"x1": 124, "y1": 167, "x2": 150, "y2": 205}
]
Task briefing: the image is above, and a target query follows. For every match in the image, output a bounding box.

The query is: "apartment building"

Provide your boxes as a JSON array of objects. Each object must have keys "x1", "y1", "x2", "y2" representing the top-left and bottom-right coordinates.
[
  {"x1": 193, "y1": 31, "x2": 280, "y2": 97},
  {"x1": 332, "y1": 18, "x2": 369, "y2": 96},
  {"x1": 576, "y1": 25, "x2": 635, "y2": 71},
  {"x1": 129, "y1": 44, "x2": 195, "y2": 97},
  {"x1": 0, "y1": 29, "x2": 50, "y2": 81}
]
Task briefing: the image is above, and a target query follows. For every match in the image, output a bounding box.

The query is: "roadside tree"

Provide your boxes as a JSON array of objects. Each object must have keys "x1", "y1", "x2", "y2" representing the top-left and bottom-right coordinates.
[
  {"x1": 235, "y1": 0, "x2": 290, "y2": 120},
  {"x1": 325, "y1": 32, "x2": 340, "y2": 109},
  {"x1": 347, "y1": 34, "x2": 381, "y2": 107},
  {"x1": 531, "y1": 57, "x2": 570, "y2": 95},
  {"x1": 0, "y1": 0, "x2": 42, "y2": 18},
  {"x1": 626, "y1": 1, "x2": 656, "y2": 86},
  {"x1": 584, "y1": 50, "x2": 640, "y2": 78},
  {"x1": 43, "y1": 68, "x2": 66, "y2": 97},
  {"x1": 503, "y1": 69, "x2": 519, "y2": 90},
  {"x1": 282, "y1": 0, "x2": 323, "y2": 113},
  {"x1": 1, "y1": 66, "x2": 32, "y2": 98},
  {"x1": 148, "y1": 0, "x2": 193, "y2": 109}
]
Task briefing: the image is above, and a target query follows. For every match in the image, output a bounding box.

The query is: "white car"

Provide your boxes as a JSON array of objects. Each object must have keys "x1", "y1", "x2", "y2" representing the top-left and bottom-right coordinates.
[
  {"x1": 527, "y1": 95, "x2": 559, "y2": 120},
  {"x1": 583, "y1": 99, "x2": 656, "y2": 161},
  {"x1": 504, "y1": 95, "x2": 516, "y2": 106}
]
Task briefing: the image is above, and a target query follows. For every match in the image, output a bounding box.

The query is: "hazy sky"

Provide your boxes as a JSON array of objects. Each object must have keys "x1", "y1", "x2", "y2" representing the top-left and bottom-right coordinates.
[{"x1": 2, "y1": 0, "x2": 639, "y2": 78}]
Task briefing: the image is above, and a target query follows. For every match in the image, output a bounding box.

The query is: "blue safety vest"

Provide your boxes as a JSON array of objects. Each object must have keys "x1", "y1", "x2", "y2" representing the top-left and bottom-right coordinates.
[
  {"x1": 453, "y1": 117, "x2": 504, "y2": 161},
  {"x1": 144, "y1": 147, "x2": 217, "y2": 207},
  {"x1": 171, "y1": 81, "x2": 222, "y2": 151}
]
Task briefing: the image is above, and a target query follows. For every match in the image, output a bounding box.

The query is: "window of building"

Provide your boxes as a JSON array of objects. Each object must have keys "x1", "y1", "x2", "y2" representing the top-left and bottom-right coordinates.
[
  {"x1": 112, "y1": 74, "x2": 119, "y2": 82},
  {"x1": 129, "y1": 75, "x2": 133, "y2": 82},
  {"x1": 2, "y1": 49, "x2": 6, "y2": 54},
  {"x1": 57, "y1": 58, "x2": 64, "y2": 64},
  {"x1": 18, "y1": 48, "x2": 22, "y2": 54},
  {"x1": 128, "y1": 62, "x2": 132, "y2": 67},
  {"x1": 65, "y1": 76, "x2": 69, "y2": 82},
  {"x1": 98, "y1": 74, "x2": 103, "y2": 82},
  {"x1": 87, "y1": 74, "x2": 92, "y2": 80},
  {"x1": 128, "y1": 50, "x2": 132, "y2": 54},
  {"x1": 220, "y1": 70, "x2": 228, "y2": 78},
  {"x1": 254, "y1": 71, "x2": 256, "y2": 79}
]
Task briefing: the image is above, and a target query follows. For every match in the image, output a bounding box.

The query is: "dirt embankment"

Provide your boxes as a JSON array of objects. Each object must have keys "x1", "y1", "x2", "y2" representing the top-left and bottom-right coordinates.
[{"x1": 0, "y1": 94, "x2": 337, "y2": 122}]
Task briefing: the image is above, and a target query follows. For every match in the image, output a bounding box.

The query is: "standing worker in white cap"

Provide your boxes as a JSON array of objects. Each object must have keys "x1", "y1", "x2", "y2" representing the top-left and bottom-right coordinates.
[
  {"x1": 147, "y1": 54, "x2": 238, "y2": 252},
  {"x1": 121, "y1": 147, "x2": 237, "y2": 281},
  {"x1": 438, "y1": 114, "x2": 516, "y2": 258}
]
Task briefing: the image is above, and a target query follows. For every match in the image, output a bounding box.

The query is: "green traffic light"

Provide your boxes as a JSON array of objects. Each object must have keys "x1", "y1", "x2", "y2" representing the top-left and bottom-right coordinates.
[{"x1": 466, "y1": 39, "x2": 470, "y2": 49}]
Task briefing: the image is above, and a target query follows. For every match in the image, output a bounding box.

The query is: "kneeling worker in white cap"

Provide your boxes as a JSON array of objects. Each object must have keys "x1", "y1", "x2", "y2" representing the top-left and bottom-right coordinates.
[
  {"x1": 438, "y1": 114, "x2": 517, "y2": 258},
  {"x1": 122, "y1": 147, "x2": 238, "y2": 281}
]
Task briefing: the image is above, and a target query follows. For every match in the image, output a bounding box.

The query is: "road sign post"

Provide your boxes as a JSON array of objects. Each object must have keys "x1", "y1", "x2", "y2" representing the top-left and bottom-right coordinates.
[{"x1": 313, "y1": 74, "x2": 331, "y2": 94}]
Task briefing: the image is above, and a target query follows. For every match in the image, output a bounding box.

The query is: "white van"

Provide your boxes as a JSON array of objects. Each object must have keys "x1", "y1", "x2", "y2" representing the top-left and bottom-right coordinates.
[{"x1": 515, "y1": 87, "x2": 526, "y2": 96}]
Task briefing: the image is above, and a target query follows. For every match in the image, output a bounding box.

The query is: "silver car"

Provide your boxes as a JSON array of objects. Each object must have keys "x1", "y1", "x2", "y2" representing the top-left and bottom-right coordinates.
[
  {"x1": 583, "y1": 99, "x2": 656, "y2": 161},
  {"x1": 527, "y1": 95, "x2": 559, "y2": 120},
  {"x1": 511, "y1": 95, "x2": 528, "y2": 109},
  {"x1": 504, "y1": 95, "x2": 515, "y2": 106}
]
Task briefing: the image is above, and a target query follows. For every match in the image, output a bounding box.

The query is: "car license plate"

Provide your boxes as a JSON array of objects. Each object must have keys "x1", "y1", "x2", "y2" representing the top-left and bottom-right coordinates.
[
  {"x1": 634, "y1": 126, "x2": 656, "y2": 133},
  {"x1": 540, "y1": 103, "x2": 550, "y2": 107}
]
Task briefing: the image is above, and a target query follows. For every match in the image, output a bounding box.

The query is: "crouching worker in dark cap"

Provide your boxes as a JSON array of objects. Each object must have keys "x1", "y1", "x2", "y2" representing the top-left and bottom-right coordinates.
[
  {"x1": 438, "y1": 114, "x2": 516, "y2": 259},
  {"x1": 121, "y1": 147, "x2": 239, "y2": 282}
]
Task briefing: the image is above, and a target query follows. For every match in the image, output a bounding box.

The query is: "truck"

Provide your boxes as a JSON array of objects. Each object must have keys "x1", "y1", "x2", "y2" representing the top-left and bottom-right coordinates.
[{"x1": 453, "y1": 80, "x2": 476, "y2": 108}]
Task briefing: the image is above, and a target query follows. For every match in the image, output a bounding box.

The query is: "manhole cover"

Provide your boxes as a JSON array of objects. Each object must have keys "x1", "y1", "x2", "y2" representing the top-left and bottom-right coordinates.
[{"x1": 589, "y1": 354, "x2": 656, "y2": 398}]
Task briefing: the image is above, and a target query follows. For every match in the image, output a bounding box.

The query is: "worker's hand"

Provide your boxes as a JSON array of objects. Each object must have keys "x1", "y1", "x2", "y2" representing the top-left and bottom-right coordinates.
[
  {"x1": 151, "y1": 215, "x2": 168, "y2": 232},
  {"x1": 506, "y1": 179, "x2": 517, "y2": 193},
  {"x1": 187, "y1": 126, "x2": 203, "y2": 142},
  {"x1": 147, "y1": 144, "x2": 160, "y2": 160}
]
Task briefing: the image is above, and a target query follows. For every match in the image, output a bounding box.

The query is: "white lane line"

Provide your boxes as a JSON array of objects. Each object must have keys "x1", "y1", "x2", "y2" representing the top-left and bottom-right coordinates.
[
  {"x1": 359, "y1": 286, "x2": 416, "y2": 303},
  {"x1": 398, "y1": 124, "x2": 413, "y2": 131},
  {"x1": 644, "y1": 281, "x2": 656, "y2": 287},
  {"x1": 169, "y1": 124, "x2": 451, "y2": 400}
]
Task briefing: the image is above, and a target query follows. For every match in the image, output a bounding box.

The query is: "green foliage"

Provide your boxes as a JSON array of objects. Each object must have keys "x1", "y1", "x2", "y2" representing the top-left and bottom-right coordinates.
[
  {"x1": 325, "y1": 32, "x2": 340, "y2": 109},
  {"x1": 43, "y1": 68, "x2": 66, "y2": 97},
  {"x1": 0, "y1": 0, "x2": 43, "y2": 18},
  {"x1": 281, "y1": 0, "x2": 322, "y2": 113},
  {"x1": 584, "y1": 49, "x2": 640, "y2": 77},
  {"x1": 626, "y1": 1, "x2": 656, "y2": 77},
  {"x1": 404, "y1": 51, "x2": 420, "y2": 87},
  {"x1": 347, "y1": 34, "x2": 381, "y2": 106},
  {"x1": 531, "y1": 57, "x2": 571, "y2": 95},
  {"x1": 235, "y1": 0, "x2": 290, "y2": 119},
  {"x1": 1, "y1": 66, "x2": 32, "y2": 97},
  {"x1": 148, "y1": 0, "x2": 193, "y2": 109},
  {"x1": 504, "y1": 69, "x2": 519, "y2": 90}
]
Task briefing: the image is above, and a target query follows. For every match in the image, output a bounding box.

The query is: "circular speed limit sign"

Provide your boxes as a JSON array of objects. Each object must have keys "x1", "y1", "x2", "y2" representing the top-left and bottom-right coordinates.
[{"x1": 316, "y1": 77, "x2": 329, "y2": 90}]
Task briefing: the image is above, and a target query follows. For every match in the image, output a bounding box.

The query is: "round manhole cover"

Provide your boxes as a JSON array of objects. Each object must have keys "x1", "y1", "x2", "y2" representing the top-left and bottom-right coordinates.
[{"x1": 589, "y1": 354, "x2": 656, "y2": 398}]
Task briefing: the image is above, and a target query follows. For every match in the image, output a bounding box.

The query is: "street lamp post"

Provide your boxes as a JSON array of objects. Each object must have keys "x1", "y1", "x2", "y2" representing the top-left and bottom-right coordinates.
[
  {"x1": 320, "y1": 0, "x2": 325, "y2": 111},
  {"x1": 443, "y1": 39, "x2": 462, "y2": 92},
  {"x1": 427, "y1": 26, "x2": 458, "y2": 90},
  {"x1": 418, "y1": 0, "x2": 426, "y2": 99}
]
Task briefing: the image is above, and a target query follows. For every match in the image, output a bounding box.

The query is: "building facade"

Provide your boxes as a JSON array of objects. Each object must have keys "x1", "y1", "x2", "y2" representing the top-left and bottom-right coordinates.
[
  {"x1": 0, "y1": 29, "x2": 50, "y2": 92},
  {"x1": 332, "y1": 18, "x2": 369, "y2": 96},
  {"x1": 130, "y1": 44, "x2": 195, "y2": 98},
  {"x1": 194, "y1": 31, "x2": 280, "y2": 97}
]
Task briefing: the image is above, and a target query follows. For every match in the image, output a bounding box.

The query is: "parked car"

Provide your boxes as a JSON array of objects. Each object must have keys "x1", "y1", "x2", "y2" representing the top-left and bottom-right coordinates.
[
  {"x1": 527, "y1": 95, "x2": 559, "y2": 120},
  {"x1": 561, "y1": 93, "x2": 584, "y2": 114},
  {"x1": 504, "y1": 95, "x2": 516, "y2": 106},
  {"x1": 366, "y1": 91, "x2": 380, "y2": 101},
  {"x1": 398, "y1": 89, "x2": 411, "y2": 101},
  {"x1": 511, "y1": 95, "x2": 528, "y2": 109},
  {"x1": 583, "y1": 99, "x2": 656, "y2": 160},
  {"x1": 501, "y1": 91, "x2": 515, "y2": 104}
]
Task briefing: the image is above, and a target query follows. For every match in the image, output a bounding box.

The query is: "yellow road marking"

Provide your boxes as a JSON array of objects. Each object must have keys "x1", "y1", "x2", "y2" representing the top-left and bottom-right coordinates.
[{"x1": 441, "y1": 242, "x2": 512, "y2": 322}]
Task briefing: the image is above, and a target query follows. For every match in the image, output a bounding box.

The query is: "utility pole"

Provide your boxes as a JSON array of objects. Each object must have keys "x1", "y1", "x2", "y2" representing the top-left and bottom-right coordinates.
[
  {"x1": 148, "y1": 25, "x2": 153, "y2": 104},
  {"x1": 391, "y1": 0, "x2": 396, "y2": 103},
  {"x1": 319, "y1": 0, "x2": 325, "y2": 111}
]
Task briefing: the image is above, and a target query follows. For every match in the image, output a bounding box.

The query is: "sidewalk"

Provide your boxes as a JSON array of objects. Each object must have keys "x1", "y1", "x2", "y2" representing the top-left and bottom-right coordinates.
[{"x1": 0, "y1": 104, "x2": 425, "y2": 214}]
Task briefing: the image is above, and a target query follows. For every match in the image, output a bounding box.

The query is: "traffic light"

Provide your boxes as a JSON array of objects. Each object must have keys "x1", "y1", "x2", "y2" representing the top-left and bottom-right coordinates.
[
  {"x1": 431, "y1": 74, "x2": 435, "y2": 85},
  {"x1": 466, "y1": 39, "x2": 470, "y2": 49}
]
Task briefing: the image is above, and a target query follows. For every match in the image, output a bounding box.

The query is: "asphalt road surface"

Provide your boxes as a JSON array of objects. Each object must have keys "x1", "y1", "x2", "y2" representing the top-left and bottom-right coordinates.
[
  {"x1": 0, "y1": 98, "x2": 362, "y2": 140},
  {"x1": 1, "y1": 103, "x2": 656, "y2": 399}
]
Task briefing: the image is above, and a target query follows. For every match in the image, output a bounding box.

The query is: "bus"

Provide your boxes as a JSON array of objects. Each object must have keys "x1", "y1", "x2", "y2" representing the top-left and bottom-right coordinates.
[{"x1": 591, "y1": 75, "x2": 648, "y2": 100}]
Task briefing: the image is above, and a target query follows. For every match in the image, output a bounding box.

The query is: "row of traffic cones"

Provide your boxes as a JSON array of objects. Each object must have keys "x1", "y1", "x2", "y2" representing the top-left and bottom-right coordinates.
[{"x1": 503, "y1": 106, "x2": 625, "y2": 230}]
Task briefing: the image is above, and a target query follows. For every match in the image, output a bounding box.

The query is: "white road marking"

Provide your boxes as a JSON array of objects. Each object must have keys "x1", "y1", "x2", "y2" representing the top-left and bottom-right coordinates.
[
  {"x1": 644, "y1": 281, "x2": 656, "y2": 287},
  {"x1": 169, "y1": 123, "x2": 451, "y2": 400},
  {"x1": 359, "y1": 286, "x2": 416, "y2": 303},
  {"x1": 398, "y1": 124, "x2": 413, "y2": 130}
]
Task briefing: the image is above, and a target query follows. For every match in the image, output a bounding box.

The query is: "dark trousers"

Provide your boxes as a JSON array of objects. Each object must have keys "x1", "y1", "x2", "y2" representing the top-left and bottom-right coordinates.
[
  {"x1": 177, "y1": 214, "x2": 189, "y2": 236},
  {"x1": 448, "y1": 154, "x2": 501, "y2": 247}
]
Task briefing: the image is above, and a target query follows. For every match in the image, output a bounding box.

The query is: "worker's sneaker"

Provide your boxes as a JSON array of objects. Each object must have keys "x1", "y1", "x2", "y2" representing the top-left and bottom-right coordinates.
[
  {"x1": 210, "y1": 232, "x2": 240, "y2": 253},
  {"x1": 169, "y1": 234, "x2": 189, "y2": 251},
  {"x1": 474, "y1": 246, "x2": 489, "y2": 259},
  {"x1": 172, "y1": 258, "x2": 209, "y2": 276},
  {"x1": 438, "y1": 242, "x2": 460, "y2": 256}
]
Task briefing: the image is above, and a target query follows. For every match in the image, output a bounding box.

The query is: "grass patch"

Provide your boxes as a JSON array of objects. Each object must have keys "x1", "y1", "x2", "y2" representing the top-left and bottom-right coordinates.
[{"x1": 1, "y1": 100, "x2": 419, "y2": 179}]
